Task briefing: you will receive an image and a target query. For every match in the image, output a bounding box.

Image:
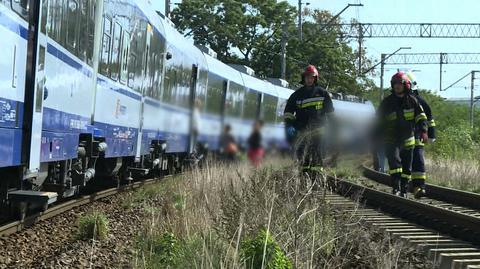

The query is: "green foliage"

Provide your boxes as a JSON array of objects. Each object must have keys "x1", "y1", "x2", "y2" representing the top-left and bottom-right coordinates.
[
  {"x1": 240, "y1": 229, "x2": 292, "y2": 269},
  {"x1": 137, "y1": 231, "x2": 229, "y2": 269},
  {"x1": 171, "y1": 0, "x2": 296, "y2": 64},
  {"x1": 419, "y1": 90, "x2": 480, "y2": 159},
  {"x1": 76, "y1": 211, "x2": 109, "y2": 240},
  {"x1": 122, "y1": 183, "x2": 166, "y2": 209},
  {"x1": 136, "y1": 231, "x2": 179, "y2": 268},
  {"x1": 172, "y1": 1, "x2": 372, "y2": 95}
]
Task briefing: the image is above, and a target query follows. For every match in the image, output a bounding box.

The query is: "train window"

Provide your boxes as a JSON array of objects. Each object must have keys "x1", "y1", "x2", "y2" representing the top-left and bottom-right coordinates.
[
  {"x1": 127, "y1": 38, "x2": 137, "y2": 89},
  {"x1": 99, "y1": 16, "x2": 112, "y2": 76},
  {"x1": 146, "y1": 52, "x2": 157, "y2": 98},
  {"x1": 40, "y1": 0, "x2": 47, "y2": 33},
  {"x1": 262, "y1": 94, "x2": 278, "y2": 124},
  {"x1": 225, "y1": 82, "x2": 244, "y2": 118},
  {"x1": 65, "y1": 0, "x2": 79, "y2": 52},
  {"x1": 276, "y1": 99, "x2": 287, "y2": 123},
  {"x1": 243, "y1": 89, "x2": 259, "y2": 120},
  {"x1": 119, "y1": 31, "x2": 130, "y2": 85},
  {"x1": 205, "y1": 73, "x2": 224, "y2": 115},
  {"x1": 110, "y1": 22, "x2": 122, "y2": 81},
  {"x1": 194, "y1": 70, "x2": 207, "y2": 113},
  {"x1": 0, "y1": 0, "x2": 8, "y2": 8},
  {"x1": 131, "y1": 20, "x2": 147, "y2": 94},
  {"x1": 162, "y1": 66, "x2": 176, "y2": 103},
  {"x1": 46, "y1": 0, "x2": 60, "y2": 42},
  {"x1": 80, "y1": 0, "x2": 95, "y2": 66},
  {"x1": 11, "y1": 0, "x2": 29, "y2": 20}
]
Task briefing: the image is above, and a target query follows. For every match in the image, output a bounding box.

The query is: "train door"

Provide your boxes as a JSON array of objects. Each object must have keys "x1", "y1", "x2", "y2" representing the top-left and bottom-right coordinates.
[
  {"x1": 22, "y1": 0, "x2": 45, "y2": 180},
  {"x1": 188, "y1": 64, "x2": 199, "y2": 154}
]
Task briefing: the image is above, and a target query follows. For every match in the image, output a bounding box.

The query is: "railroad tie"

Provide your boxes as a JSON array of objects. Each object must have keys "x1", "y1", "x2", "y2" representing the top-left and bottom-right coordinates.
[{"x1": 439, "y1": 253, "x2": 480, "y2": 269}]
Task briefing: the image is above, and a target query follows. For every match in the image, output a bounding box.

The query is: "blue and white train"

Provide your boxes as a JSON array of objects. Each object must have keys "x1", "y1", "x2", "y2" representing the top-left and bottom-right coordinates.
[{"x1": 0, "y1": 0, "x2": 374, "y2": 217}]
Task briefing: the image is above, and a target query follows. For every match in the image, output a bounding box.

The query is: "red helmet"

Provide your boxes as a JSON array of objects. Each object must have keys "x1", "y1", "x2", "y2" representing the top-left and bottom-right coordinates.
[
  {"x1": 303, "y1": 65, "x2": 319, "y2": 77},
  {"x1": 390, "y1": 71, "x2": 411, "y2": 91}
]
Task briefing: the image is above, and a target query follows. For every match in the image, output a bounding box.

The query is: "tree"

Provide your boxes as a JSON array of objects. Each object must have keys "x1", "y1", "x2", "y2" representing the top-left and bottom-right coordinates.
[
  {"x1": 171, "y1": 1, "x2": 374, "y2": 96},
  {"x1": 171, "y1": 0, "x2": 296, "y2": 65}
]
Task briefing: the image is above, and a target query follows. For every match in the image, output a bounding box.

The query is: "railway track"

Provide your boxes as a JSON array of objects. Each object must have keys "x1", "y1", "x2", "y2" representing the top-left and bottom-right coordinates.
[
  {"x1": 325, "y1": 165, "x2": 480, "y2": 268},
  {"x1": 362, "y1": 164, "x2": 480, "y2": 211},
  {"x1": 0, "y1": 176, "x2": 166, "y2": 237},
  {"x1": 325, "y1": 193, "x2": 480, "y2": 269}
]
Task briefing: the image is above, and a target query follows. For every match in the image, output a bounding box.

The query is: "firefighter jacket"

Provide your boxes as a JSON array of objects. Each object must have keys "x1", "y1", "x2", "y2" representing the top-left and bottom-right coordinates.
[
  {"x1": 377, "y1": 93, "x2": 428, "y2": 149},
  {"x1": 283, "y1": 85, "x2": 334, "y2": 131},
  {"x1": 415, "y1": 94, "x2": 436, "y2": 141}
]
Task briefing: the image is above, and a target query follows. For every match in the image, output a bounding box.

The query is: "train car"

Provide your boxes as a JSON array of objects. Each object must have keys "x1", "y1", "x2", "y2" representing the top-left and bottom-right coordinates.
[
  {"x1": 196, "y1": 50, "x2": 225, "y2": 152},
  {"x1": 203, "y1": 56, "x2": 246, "y2": 147},
  {"x1": 0, "y1": 1, "x2": 30, "y2": 201},
  {"x1": 237, "y1": 70, "x2": 267, "y2": 148}
]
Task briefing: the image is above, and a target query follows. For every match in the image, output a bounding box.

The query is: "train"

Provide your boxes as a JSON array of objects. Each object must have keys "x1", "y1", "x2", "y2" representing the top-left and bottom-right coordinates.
[{"x1": 0, "y1": 0, "x2": 375, "y2": 219}]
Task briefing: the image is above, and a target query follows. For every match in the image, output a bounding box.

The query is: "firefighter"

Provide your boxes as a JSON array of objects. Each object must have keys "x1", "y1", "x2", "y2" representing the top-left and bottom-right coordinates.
[
  {"x1": 283, "y1": 65, "x2": 335, "y2": 177},
  {"x1": 377, "y1": 71, "x2": 428, "y2": 197},
  {"x1": 406, "y1": 71, "x2": 436, "y2": 198}
]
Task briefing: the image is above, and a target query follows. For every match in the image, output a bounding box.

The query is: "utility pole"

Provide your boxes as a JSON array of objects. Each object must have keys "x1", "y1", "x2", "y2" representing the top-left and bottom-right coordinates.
[
  {"x1": 165, "y1": 0, "x2": 171, "y2": 18},
  {"x1": 358, "y1": 23, "x2": 363, "y2": 75},
  {"x1": 280, "y1": 23, "x2": 288, "y2": 79},
  {"x1": 439, "y1": 53, "x2": 445, "y2": 92},
  {"x1": 471, "y1": 71, "x2": 476, "y2": 127},
  {"x1": 380, "y1": 53, "x2": 386, "y2": 101},
  {"x1": 298, "y1": 0, "x2": 303, "y2": 41}
]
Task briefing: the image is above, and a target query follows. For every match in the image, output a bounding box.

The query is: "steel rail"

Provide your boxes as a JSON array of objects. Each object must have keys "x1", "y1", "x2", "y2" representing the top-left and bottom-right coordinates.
[
  {"x1": 362, "y1": 164, "x2": 480, "y2": 210},
  {"x1": 0, "y1": 177, "x2": 166, "y2": 237}
]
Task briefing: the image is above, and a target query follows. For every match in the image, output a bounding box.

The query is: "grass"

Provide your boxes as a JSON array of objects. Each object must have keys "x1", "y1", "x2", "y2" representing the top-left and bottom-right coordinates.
[
  {"x1": 426, "y1": 157, "x2": 480, "y2": 193},
  {"x1": 131, "y1": 158, "x2": 430, "y2": 268},
  {"x1": 76, "y1": 211, "x2": 109, "y2": 241}
]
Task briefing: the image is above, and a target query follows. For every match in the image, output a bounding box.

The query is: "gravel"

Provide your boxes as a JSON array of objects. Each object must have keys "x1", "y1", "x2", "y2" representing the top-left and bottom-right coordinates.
[{"x1": 0, "y1": 187, "x2": 157, "y2": 269}]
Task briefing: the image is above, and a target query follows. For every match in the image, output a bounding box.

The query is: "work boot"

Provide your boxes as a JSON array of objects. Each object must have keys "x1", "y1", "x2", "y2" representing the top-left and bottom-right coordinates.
[
  {"x1": 413, "y1": 186, "x2": 426, "y2": 199},
  {"x1": 400, "y1": 178, "x2": 409, "y2": 198},
  {"x1": 391, "y1": 177, "x2": 401, "y2": 196}
]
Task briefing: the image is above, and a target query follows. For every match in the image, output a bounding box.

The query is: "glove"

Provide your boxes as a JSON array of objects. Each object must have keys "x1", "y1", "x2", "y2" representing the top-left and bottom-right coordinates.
[
  {"x1": 286, "y1": 126, "x2": 296, "y2": 140},
  {"x1": 420, "y1": 132, "x2": 428, "y2": 143}
]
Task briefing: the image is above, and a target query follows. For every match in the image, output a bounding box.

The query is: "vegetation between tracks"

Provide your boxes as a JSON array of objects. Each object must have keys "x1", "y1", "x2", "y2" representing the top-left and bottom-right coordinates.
[
  {"x1": 129, "y1": 159, "x2": 429, "y2": 268},
  {"x1": 76, "y1": 210, "x2": 110, "y2": 241}
]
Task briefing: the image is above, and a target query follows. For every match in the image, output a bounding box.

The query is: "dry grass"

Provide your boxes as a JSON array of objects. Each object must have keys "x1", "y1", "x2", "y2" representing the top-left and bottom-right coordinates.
[
  {"x1": 133, "y1": 157, "x2": 430, "y2": 269},
  {"x1": 426, "y1": 158, "x2": 480, "y2": 193}
]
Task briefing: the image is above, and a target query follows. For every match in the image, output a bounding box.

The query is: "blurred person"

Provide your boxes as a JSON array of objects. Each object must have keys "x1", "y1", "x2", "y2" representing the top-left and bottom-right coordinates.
[
  {"x1": 220, "y1": 124, "x2": 238, "y2": 162},
  {"x1": 405, "y1": 71, "x2": 436, "y2": 198},
  {"x1": 247, "y1": 120, "x2": 265, "y2": 167},
  {"x1": 377, "y1": 71, "x2": 428, "y2": 197},
  {"x1": 283, "y1": 65, "x2": 335, "y2": 178}
]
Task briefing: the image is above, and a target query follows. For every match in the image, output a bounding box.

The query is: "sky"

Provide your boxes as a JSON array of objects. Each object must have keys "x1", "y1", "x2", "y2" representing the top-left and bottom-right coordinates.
[{"x1": 151, "y1": 0, "x2": 480, "y2": 99}]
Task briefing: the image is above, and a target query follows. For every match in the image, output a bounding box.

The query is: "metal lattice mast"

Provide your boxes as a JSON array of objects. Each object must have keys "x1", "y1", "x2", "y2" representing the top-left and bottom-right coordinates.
[
  {"x1": 377, "y1": 52, "x2": 480, "y2": 92},
  {"x1": 323, "y1": 23, "x2": 480, "y2": 76},
  {"x1": 333, "y1": 23, "x2": 480, "y2": 38}
]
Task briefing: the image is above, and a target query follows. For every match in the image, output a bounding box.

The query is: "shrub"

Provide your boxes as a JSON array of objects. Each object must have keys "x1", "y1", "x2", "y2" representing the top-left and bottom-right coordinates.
[
  {"x1": 76, "y1": 211, "x2": 109, "y2": 240},
  {"x1": 240, "y1": 229, "x2": 292, "y2": 269}
]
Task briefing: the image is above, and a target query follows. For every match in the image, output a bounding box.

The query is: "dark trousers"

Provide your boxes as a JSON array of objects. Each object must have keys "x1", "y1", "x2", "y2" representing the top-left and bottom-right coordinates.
[
  {"x1": 294, "y1": 129, "x2": 324, "y2": 172},
  {"x1": 385, "y1": 143, "x2": 414, "y2": 193},
  {"x1": 412, "y1": 145, "x2": 426, "y2": 189}
]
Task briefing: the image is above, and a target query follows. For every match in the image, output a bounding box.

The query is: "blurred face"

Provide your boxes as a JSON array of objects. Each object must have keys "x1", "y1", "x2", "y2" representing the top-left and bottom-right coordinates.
[
  {"x1": 393, "y1": 83, "x2": 405, "y2": 96},
  {"x1": 305, "y1": 74, "x2": 316, "y2": 87}
]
